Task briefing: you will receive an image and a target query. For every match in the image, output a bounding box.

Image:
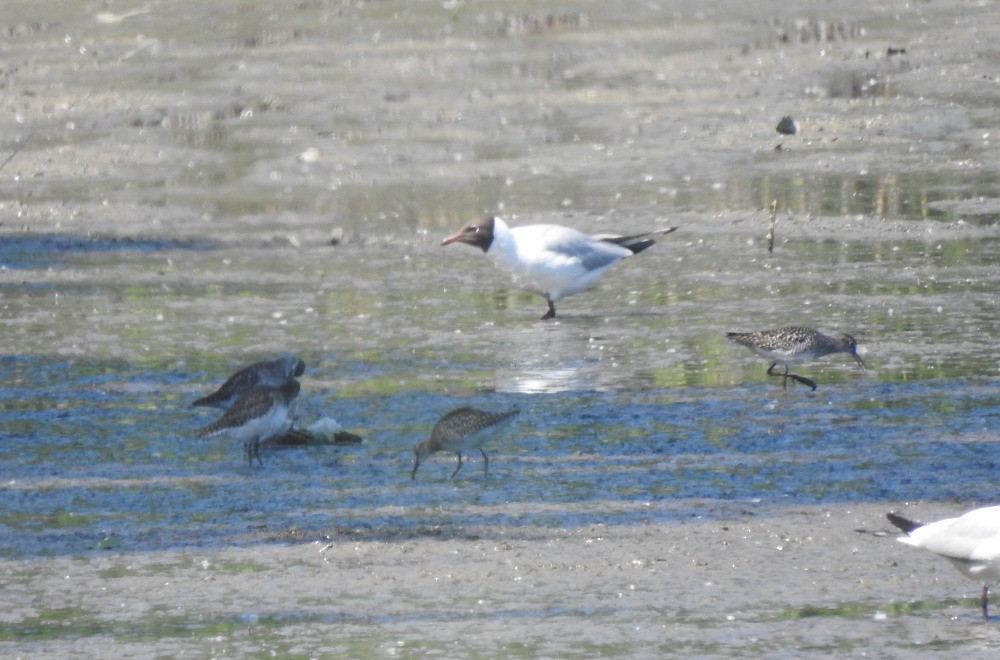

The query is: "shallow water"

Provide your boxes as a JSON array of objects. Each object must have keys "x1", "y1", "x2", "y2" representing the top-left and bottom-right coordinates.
[{"x1": 3, "y1": 350, "x2": 999, "y2": 558}]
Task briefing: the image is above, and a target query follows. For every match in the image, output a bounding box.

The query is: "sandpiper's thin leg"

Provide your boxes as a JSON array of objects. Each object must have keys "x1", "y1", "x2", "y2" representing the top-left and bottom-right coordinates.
[
  {"x1": 451, "y1": 452, "x2": 465, "y2": 478},
  {"x1": 983, "y1": 585, "x2": 990, "y2": 620},
  {"x1": 766, "y1": 362, "x2": 790, "y2": 390},
  {"x1": 542, "y1": 300, "x2": 557, "y2": 320},
  {"x1": 766, "y1": 362, "x2": 817, "y2": 391},
  {"x1": 480, "y1": 448, "x2": 489, "y2": 477},
  {"x1": 789, "y1": 374, "x2": 818, "y2": 391}
]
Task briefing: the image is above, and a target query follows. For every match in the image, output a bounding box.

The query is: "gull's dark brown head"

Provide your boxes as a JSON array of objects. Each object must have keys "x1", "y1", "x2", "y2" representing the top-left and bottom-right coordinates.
[{"x1": 441, "y1": 216, "x2": 496, "y2": 253}]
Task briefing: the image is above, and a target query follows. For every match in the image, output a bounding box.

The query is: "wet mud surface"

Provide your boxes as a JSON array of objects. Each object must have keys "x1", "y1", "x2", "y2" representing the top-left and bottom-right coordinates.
[{"x1": 3, "y1": 0, "x2": 1000, "y2": 656}]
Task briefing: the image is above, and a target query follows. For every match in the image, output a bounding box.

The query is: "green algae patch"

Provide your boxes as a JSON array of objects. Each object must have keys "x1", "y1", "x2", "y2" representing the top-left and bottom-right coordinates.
[
  {"x1": 215, "y1": 560, "x2": 269, "y2": 574},
  {"x1": 0, "y1": 607, "x2": 97, "y2": 642},
  {"x1": 769, "y1": 597, "x2": 975, "y2": 621}
]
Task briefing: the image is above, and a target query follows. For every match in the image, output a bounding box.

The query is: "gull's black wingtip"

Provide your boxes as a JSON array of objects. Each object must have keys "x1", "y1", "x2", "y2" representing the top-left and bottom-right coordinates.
[{"x1": 887, "y1": 511, "x2": 921, "y2": 534}]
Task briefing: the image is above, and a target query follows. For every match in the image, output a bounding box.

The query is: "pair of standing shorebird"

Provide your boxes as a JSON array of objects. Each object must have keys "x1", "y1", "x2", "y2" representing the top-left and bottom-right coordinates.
[{"x1": 193, "y1": 354, "x2": 305, "y2": 467}]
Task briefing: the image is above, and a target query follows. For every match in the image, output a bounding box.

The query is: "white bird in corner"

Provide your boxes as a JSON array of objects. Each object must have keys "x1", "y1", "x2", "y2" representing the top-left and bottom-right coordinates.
[
  {"x1": 888, "y1": 506, "x2": 1000, "y2": 619},
  {"x1": 441, "y1": 216, "x2": 677, "y2": 319}
]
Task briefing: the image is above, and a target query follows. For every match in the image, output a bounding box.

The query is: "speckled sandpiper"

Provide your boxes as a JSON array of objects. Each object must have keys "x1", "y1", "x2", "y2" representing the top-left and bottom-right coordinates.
[
  {"x1": 197, "y1": 379, "x2": 300, "y2": 466},
  {"x1": 193, "y1": 354, "x2": 305, "y2": 409},
  {"x1": 411, "y1": 406, "x2": 520, "y2": 479},
  {"x1": 441, "y1": 216, "x2": 677, "y2": 320},
  {"x1": 726, "y1": 326, "x2": 865, "y2": 391}
]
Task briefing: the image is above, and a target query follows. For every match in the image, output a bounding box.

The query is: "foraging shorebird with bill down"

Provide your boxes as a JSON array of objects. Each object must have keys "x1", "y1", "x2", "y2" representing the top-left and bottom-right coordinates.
[
  {"x1": 726, "y1": 326, "x2": 865, "y2": 391},
  {"x1": 411, "y1": 406, "x2": 520, "y2": 479}
]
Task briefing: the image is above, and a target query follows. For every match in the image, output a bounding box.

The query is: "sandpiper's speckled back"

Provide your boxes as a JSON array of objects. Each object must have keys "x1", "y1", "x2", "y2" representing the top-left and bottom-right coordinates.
[
  {"x1": 193, "y1": 354, "x2": 305, "y2": 409},
  {"x1": 412, "y1": 406, "x2": 520, "y2": 478},
  {"x1": 197, "y1": 379, "x2": 300, "y2": 437},
  {"x1": 726, "y1": 326, "x2": 862, "y2": 365},
  {"x1": 430, "y1": 406, "x2": 520, "y2": 446}
]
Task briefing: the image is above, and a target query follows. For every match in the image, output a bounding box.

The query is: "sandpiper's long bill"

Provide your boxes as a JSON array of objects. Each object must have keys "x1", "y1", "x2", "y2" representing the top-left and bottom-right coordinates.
[
  {"x1": 193, "y1": 354, "x2": 305, "y2": 410},
  {"x1": 197, "y1": 379, "x2": 300, "y2": 466},
  {"x1": 411, "y1": 406, "x2": 520, "y2": 479},
  {"x1": 726, "y1": 325, "x2": 864, "y2": 391},
  {"x1": 442, "y1": 216, "x2": 676, "y2": 319}
]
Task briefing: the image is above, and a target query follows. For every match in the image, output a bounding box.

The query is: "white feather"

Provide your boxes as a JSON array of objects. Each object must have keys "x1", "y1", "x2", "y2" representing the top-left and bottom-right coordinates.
[
  {"x1": 487, "y1": 218, "x2": 634, "y2": 301},
  {"x1": 898, "y1": 506, "x2": 1000, "y2": 582}
]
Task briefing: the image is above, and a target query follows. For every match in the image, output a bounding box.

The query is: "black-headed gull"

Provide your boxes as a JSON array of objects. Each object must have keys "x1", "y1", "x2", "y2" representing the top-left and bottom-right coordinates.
[
  {"x1": 197, "y1": 379, "x2": 300, "y2": 466},
  {"x1": 411, "y1": 406, "x2": 519, "y2": 479},
  {"x1": 888, "y1": 507, "x2": 1000, "y2": 619},
  {"x1": 193, "y1": 354, "x2": 305, "y2": 409},
  {"x1": 726, "y1": 326, "x2": 865, "y2": 391},
  {"x1": 441, "y1": 216, "x2": 677, "y2": 319}
]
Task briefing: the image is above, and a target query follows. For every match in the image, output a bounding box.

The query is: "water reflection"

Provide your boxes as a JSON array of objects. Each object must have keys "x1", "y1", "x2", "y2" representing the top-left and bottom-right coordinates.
[
  {"x1": 824, "y1": 69, "x2": 893, "y2": 99},
  {"x1": 317, "y1": 168, "x2": 1000, "y2": 235},
  {"x1": 676, "y1": 170, "x2": 1000, "y2": 222},
  {"x1": 0, "y1": 234, "x2": 217, "y2": 269}
]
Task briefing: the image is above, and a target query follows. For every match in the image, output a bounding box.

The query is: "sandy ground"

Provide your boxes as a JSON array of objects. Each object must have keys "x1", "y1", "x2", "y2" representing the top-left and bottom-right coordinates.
[
  {"x1": 5, "y1": 0, "x2": 1000, "y2": 656},
  {"x1": 4, "y1": 502, "x2": 1000, "y2": 657}
]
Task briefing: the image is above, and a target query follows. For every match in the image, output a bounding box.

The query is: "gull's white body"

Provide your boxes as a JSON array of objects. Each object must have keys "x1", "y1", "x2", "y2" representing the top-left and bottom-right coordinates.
[
  {"x1": 897, "y1": 506, "x2": 1000, "y2": 582},
  {"x1": 442, "y1": 216, "x2": 675, "y2": 318},
  {"x1": 486, "y1": 220, "x2": 635, "y2": 302}
]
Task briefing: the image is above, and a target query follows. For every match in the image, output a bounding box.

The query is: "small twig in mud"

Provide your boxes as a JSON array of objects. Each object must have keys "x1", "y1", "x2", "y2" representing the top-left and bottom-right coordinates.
[
  {"x1": 0, "y1": 127, "x2": 37, "y2": 180},
  {"x1": 767, "y1": 199, "x2": 777, "y2": 254},
  {"x1": 0, "y1": 141, "x2": 25, "y2": 176}
]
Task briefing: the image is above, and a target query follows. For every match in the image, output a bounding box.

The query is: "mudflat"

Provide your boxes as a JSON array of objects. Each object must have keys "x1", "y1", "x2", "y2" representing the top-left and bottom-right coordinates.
[
  {"x1": 3, "y1": 0, "x2": 1000, "y2": 656},
  {"x1": 2, "y1": 503, "x2": 996, "y2": 656}
]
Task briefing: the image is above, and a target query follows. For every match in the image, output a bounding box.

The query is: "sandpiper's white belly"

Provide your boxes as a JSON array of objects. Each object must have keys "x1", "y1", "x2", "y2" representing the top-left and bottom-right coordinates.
[{"x1": 216, "y1": 405, "x2": 291, "y2": 443}]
